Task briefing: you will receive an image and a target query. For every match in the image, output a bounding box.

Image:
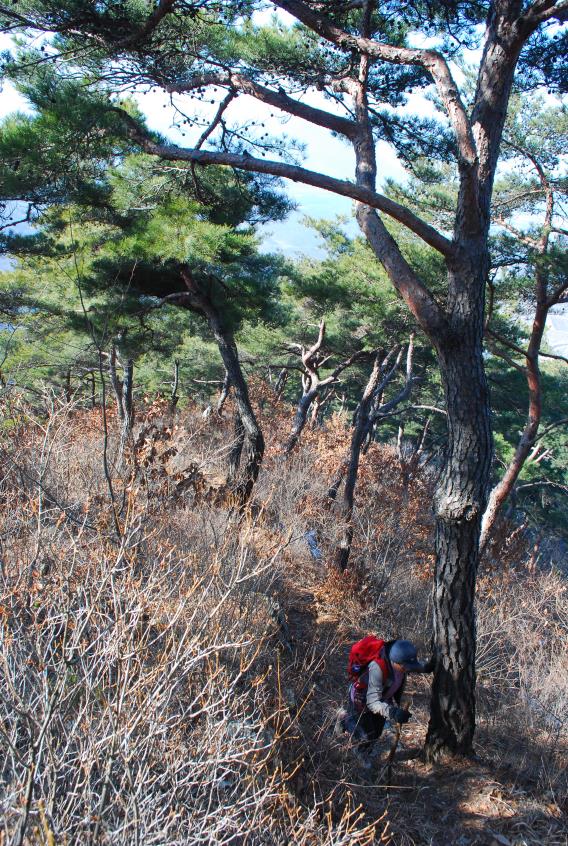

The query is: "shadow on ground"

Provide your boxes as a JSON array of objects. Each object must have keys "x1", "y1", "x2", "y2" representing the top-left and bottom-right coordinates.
[{"x1": 274, "y1": 565, "x2": 567, "y2": 846}]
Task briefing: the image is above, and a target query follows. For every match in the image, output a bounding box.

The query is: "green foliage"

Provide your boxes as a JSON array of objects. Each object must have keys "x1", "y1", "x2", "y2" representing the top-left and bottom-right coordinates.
[
  {"x1": 0, "y1": 149, "x2": 293, "y2": 402},
  {"x1": 0, "y1": 1, "x2": 566, "y2": 539}
]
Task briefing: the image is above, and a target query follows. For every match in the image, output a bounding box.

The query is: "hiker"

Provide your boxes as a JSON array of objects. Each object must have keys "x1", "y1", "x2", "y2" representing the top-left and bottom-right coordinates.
[{"x1": 338, "y1": 636, "x2": 433, "y2": 767}]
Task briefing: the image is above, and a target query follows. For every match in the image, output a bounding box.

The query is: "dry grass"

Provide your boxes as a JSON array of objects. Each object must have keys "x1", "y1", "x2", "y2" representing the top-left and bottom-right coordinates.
[{"x1": 0, "y1": 388, "x2": 566, "y2": 845}]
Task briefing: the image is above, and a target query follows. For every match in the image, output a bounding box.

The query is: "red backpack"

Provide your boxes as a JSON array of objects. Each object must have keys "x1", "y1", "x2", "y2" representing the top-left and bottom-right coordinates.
[
  {"x1": 348, "y1": 636, "x2": 388, "y2": 679},
  {"x1": 347, "y1": 636, "x2": 389, "y2": 713}
]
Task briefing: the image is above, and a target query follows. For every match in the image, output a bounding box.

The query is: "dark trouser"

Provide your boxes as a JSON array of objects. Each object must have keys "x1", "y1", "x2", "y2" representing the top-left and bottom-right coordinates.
[
  {"x1": 343, "y1": 683, "x2": 404, "y2": 752},
  {"x1": 346, "y1": 710, "x2": 386, "y2": 752}
]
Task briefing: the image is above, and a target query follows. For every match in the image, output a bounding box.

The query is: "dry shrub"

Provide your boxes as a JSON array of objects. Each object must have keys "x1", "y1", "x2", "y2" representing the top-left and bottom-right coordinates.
[
  {"x1": 476, "y1": 566, "x2": 568, "y2": 797},
  {"x1": 1, "y1": 387, "x2": 567, "y2": 845},
  {"x1": 0, "y1": 393, "x2": 389, "y2": 845}
]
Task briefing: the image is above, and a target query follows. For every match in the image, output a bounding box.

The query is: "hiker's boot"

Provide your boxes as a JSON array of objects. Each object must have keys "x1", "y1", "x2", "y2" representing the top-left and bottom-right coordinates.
[{"x1": 334, "y1": 708, "x2": 348, "y2": 738}]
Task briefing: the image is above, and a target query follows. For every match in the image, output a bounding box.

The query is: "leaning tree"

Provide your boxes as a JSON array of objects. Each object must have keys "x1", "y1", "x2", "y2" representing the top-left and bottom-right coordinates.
[
  {"x1": 0, "y1": 152, "x2": 290, "y2": 504},
  {"x1": 1, "y1": 0, "x2": 566, "y2": 757}
]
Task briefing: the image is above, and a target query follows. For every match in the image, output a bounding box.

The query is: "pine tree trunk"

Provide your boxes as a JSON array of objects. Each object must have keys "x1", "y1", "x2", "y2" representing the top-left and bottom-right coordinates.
[
  {"x1": 109, "y1": 345, "x2": 124, "y2": 420},
  {"x1": 425, "y1": 269, "x2": 493, "y2": 758},
  {"x1": 205, "y1": 313, "x2": 264, "y2": 506},
  {"x1": 227, "y1": 410, "x2": 245, "y2": 484},
  {"x1": 89, "y1": 371, "x2": 96, "y2": 408},
  {"x1": 284, "y1": 389, "x2": 318, "y2": 455},
  {"x1": 334, "y1": 415, "x2": 372, "y2": 570},
  {"x1": 427, "y1": 515, "x2": 479, "y2": 755},
  {"x1": 169, "y1": 358, "x2": 180, "y2": 413},
  {"x1": 121, "y1": 358, "x2": 134, "y2": 436},
  {"x1": 179, "y1": 270, "x2": 264, "y2": 508}
]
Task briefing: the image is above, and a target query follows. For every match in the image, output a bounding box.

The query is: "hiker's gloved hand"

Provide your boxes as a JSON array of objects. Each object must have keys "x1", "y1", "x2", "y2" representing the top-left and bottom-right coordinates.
[{"x1": 389, "y1": 705, "x2": 411, "y2": 724}]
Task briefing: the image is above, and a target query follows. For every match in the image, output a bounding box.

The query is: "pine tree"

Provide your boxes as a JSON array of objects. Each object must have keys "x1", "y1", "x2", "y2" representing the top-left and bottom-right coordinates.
[{"x1": 1, "y1": 0, "x2": 566, "y2": 757}]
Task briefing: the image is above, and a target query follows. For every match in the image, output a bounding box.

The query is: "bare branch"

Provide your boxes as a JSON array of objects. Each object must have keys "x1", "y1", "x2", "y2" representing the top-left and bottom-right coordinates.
[
  {"x1": 167, "y1": 72, "x2": 357, "y2": 139},
  {"x1": 195, "y1": 91, "x2": 235, "y2": 150},
  {"x1": 539, "y1": 349, "x2": 568, "y2": 365},
  {"x1": 547, "y1": 280, "x2": 568, "y2": 308},
  {"x1": 409, "y1": 404, "x2": 447, "y2": 416},
  {"x1": 524, "y1": 0, "x2": 568, "y2": 24},
  {"x1": 114, "y1": 108, "x2": 454, "y2": 257},
  {"x1": 494, "y1": 216, "x2": 540, "y2": 248},
  {"x1": 485, "y1": 327, "x2": 529, "y2": 361},
  {"x1": 274, "y1": 0, "x2": 477, "y2": 170}
]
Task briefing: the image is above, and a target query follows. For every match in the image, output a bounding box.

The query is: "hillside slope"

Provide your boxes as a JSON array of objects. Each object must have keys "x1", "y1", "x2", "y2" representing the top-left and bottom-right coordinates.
[{"x1": 0, "y1": 395, "x2": 566, "y2": 845}]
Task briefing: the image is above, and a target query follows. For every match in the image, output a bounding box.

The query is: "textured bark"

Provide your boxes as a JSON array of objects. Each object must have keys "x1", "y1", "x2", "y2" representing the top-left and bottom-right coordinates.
[
  {"x1": 121, "y1": 358, "x2": 134, "y2": 436},
  {"x1": 427, "y1": 515, "x2": 479, "y2": 755},
  {"x1": 109, "y1": 345, "x2": 124, "y2": 420},
  {"x1": 425, "y1": 304, "x2": 493, "y2": 757},
  {"x1": 346, "y1": 18, "x2": 493, "y2": 753},
  {"x1": 284, "y1": 389, "x2": 318, "y2": 455},
  {"x1": 169, "y1": 358, "x2": 180, "y2": 413},
  {"x1": 180, "y1": 270, "x2": 264, "y2": 507},
  {"x1": 227, "y1": 410, "x2": 245, "y2": 485},
  {"x1": 217, "y1": 369, "x2": 230, "y2": 416},
  {"x1": 419, "y1": 14, "x2": 530, "y2": 754}
]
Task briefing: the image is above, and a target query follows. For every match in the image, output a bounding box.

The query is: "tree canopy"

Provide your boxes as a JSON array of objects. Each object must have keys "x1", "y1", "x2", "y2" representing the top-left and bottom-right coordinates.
[{"x1": 1, "y1": 0, "x2": 567, "y2": 759}]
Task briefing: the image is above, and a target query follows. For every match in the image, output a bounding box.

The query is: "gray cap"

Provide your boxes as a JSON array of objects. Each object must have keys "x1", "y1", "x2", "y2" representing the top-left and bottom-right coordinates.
[{"x1": 389, "y1": 640, "x2": 423, "y2": 672}]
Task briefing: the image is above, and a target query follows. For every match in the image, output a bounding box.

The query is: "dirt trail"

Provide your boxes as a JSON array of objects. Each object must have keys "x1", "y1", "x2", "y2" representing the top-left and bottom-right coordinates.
[{"x1": 274, "y1": 558, "x2": 567, "y2": 846}]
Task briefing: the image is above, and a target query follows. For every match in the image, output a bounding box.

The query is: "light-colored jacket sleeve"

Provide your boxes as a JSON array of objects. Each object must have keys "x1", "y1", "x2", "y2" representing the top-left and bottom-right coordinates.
[{"x1": 365, "y1": 661, "x2": 391, "y2": 717}]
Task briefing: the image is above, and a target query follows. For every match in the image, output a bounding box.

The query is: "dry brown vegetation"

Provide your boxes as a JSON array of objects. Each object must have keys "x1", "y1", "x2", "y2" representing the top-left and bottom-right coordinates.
[{"x1": 0, "y1": 389, "x2": 566, "y2": 845}]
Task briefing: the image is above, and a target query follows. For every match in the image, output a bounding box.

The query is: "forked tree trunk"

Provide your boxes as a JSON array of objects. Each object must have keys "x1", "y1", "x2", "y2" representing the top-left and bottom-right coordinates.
[
  {"x1": 283, "y1": 321, "x2": 363, "y2": 456},
  {"x1": 333, "y1": 342, "x2": 413, "y2": 570},
  {"x1": 333, "y1": 353, "x2": 381, "y2": 570},
  {"x1": 333, "y1": 414, "x2": 370, "y2": 571}
]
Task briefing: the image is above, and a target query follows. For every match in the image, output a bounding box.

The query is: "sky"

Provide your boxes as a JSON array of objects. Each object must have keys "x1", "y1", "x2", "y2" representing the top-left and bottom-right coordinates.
[{"x1": 0, "y1": 22, "x2": 567, "y2": 351}]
